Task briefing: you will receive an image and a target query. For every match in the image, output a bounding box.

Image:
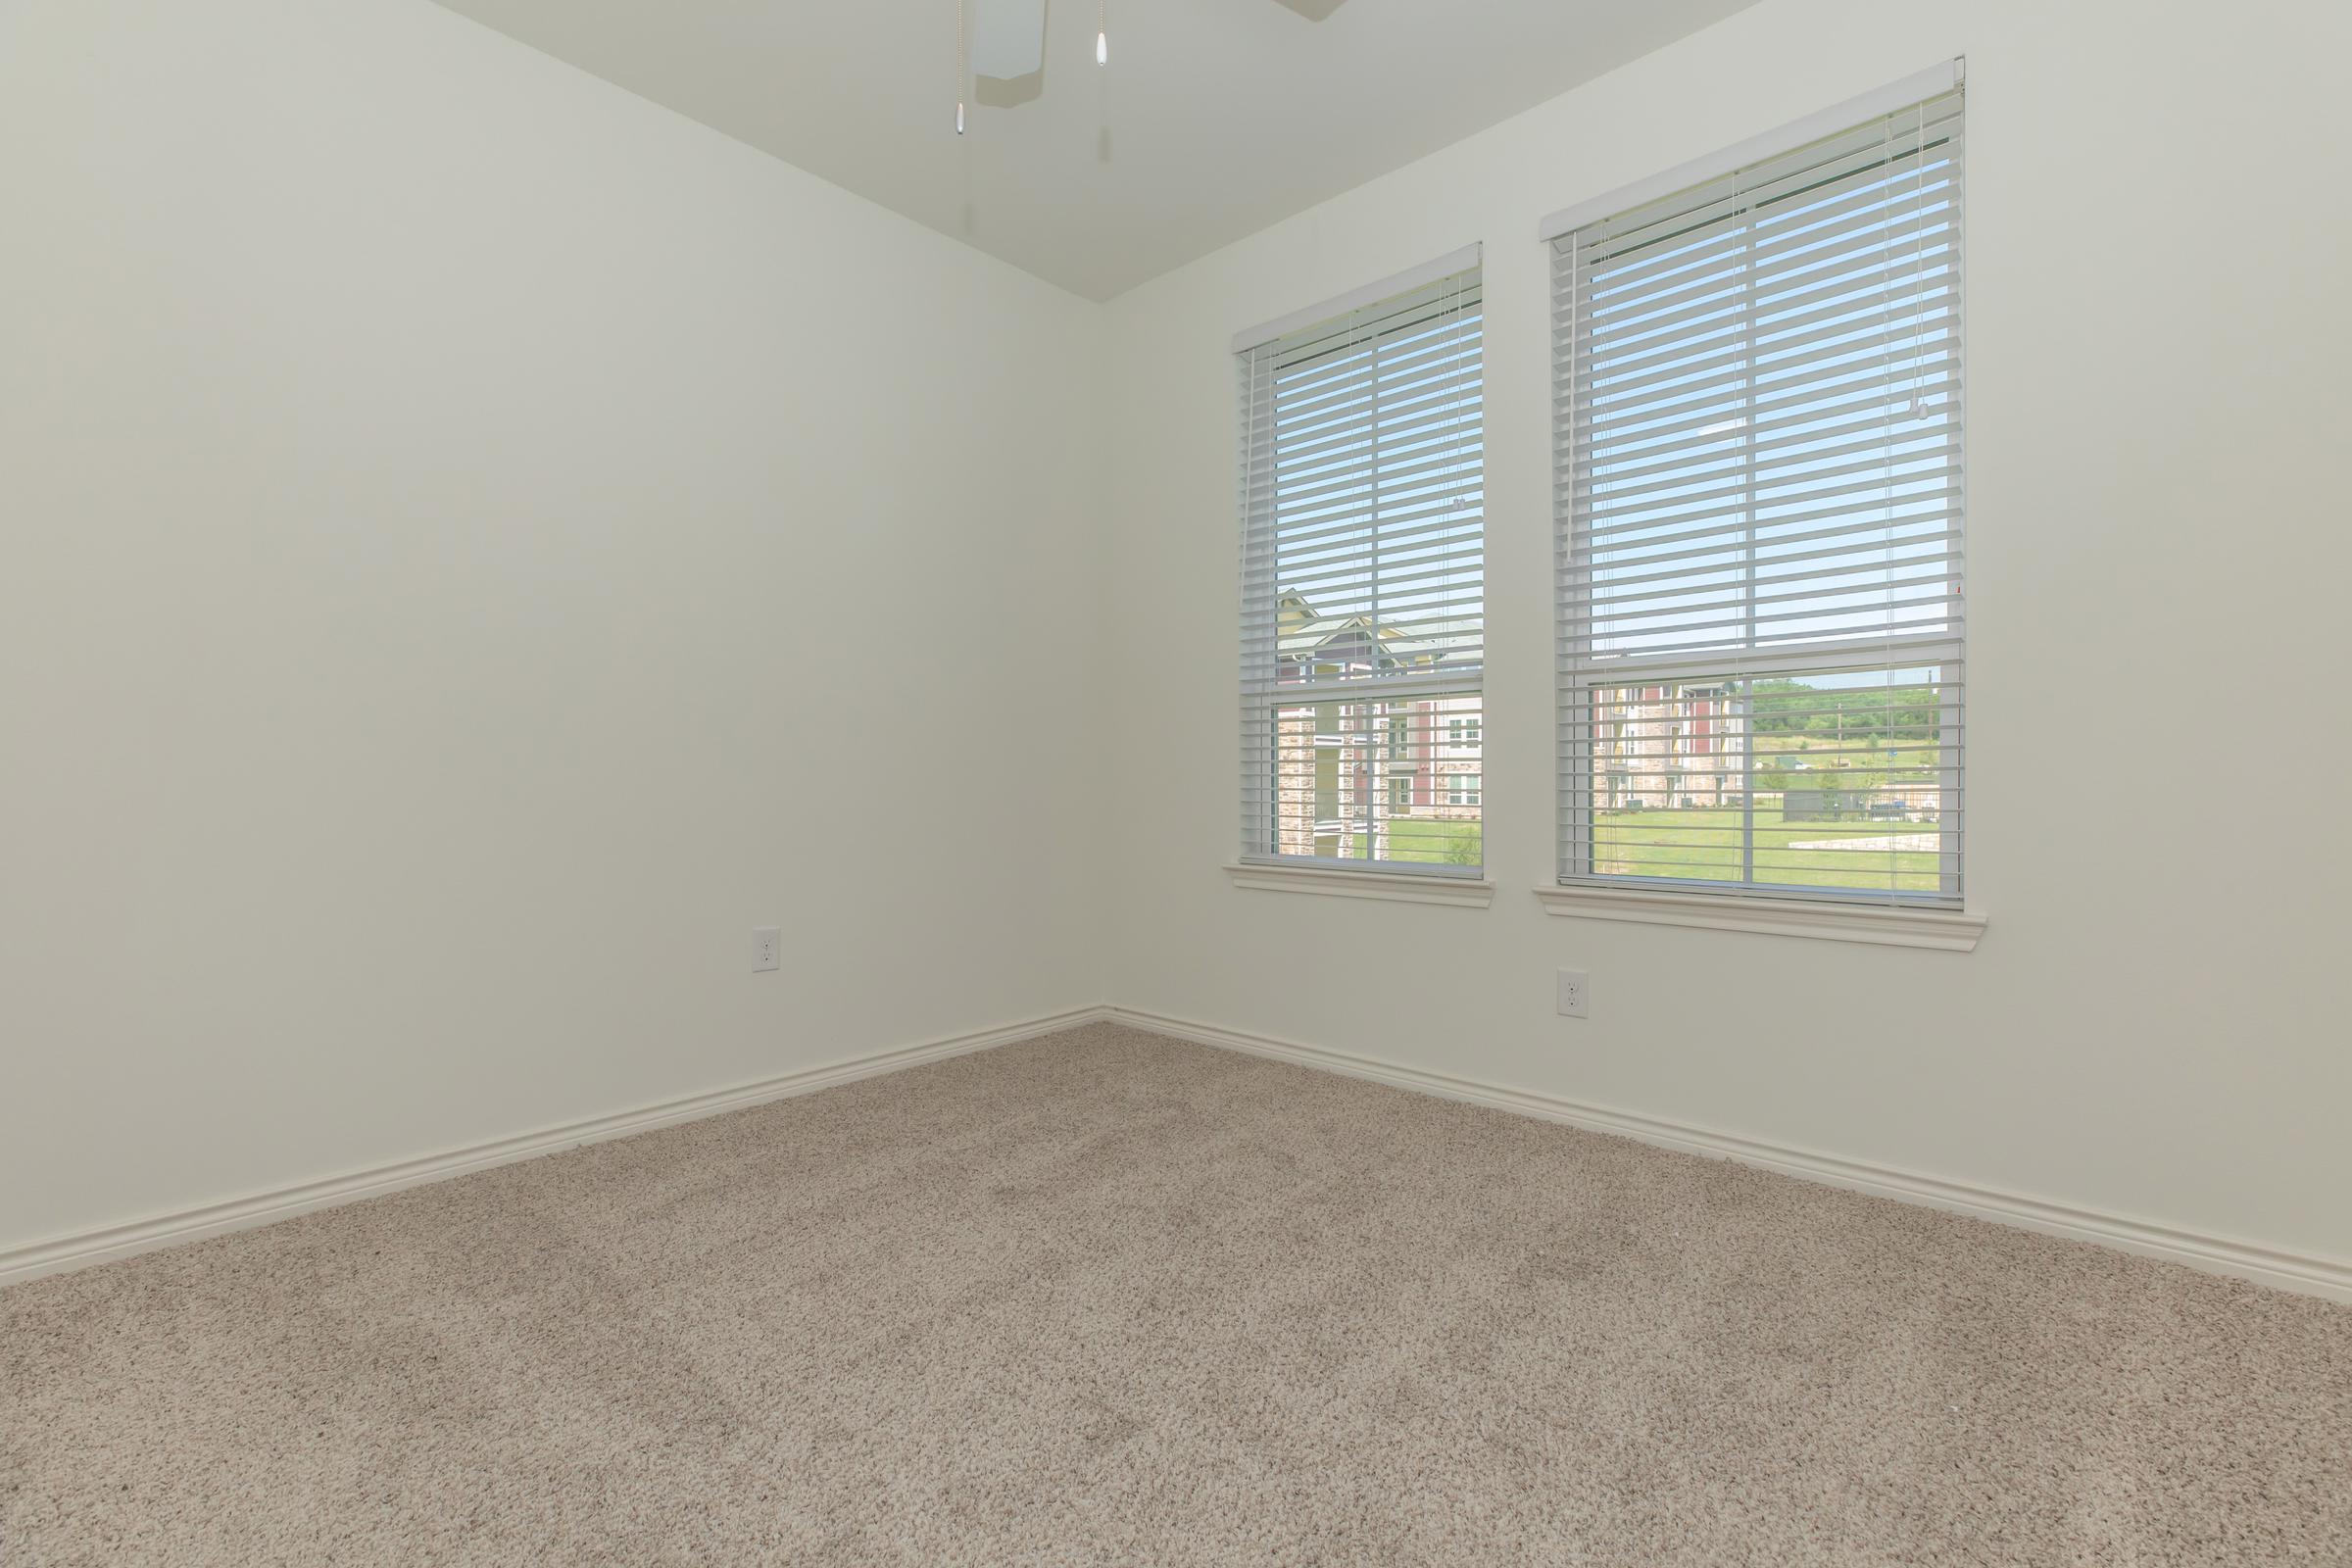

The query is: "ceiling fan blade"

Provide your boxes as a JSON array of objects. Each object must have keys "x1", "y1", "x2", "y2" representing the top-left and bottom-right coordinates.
[
  {"x1": 1268, "y1": 0, "x2": 1351, "y2": 18},
  {"x1": 971, "y1": 0, "x2": 1048, "y2": 107}
]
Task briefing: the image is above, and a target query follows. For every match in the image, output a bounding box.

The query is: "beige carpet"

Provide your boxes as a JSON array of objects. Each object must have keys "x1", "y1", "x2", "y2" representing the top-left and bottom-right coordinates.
[{"x1": 5, "y1": 1023, "x2": 2348, "y2": 1565}]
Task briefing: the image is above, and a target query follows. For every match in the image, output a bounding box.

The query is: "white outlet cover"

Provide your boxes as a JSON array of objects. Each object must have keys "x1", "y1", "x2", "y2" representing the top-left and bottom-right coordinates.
[
  {"x1": 752, "y1": 926, "x2": 781, "y2": 973},
  {"x1": 1556, "y1": 968, "x2": 1589, "y2": 1019}
]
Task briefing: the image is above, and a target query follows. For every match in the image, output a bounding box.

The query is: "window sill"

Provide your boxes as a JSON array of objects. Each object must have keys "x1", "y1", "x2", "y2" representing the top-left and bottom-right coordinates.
[
  {"x1": 1532, "y1": 883, "x2": 1985, "y2": 951},
  {"x1": 1225, "y1": 862, "x2": 1495, "y2": 908}
]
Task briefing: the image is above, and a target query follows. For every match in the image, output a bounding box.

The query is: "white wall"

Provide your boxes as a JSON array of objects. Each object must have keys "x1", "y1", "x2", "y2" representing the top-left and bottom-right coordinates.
[
  {"x1": 0, "y1": 0, "x2": 1103, "y2": 1253},
  {"x1": 1102, "y1": 0, "x2": 2352, "y2": 1266}
]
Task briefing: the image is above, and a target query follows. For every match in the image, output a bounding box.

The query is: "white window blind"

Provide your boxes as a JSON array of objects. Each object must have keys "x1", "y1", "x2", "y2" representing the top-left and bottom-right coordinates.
[
  {"x1": 1240, "y1": 262, "x2": 1485, "y2": 873},
  {"x1": 1553, "y1": 84, "x2": 1965, "y2": 906}
]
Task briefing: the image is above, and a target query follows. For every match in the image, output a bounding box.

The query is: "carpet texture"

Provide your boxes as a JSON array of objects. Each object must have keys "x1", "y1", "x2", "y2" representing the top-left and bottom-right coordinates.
[{"x1": 5, "y1": 1022, "x2": 2348, "y2": 1565}]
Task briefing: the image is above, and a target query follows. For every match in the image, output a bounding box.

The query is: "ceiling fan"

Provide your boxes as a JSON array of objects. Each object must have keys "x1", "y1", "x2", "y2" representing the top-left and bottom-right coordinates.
[{"x1": 956, "y1": 0, "x2": 1351, "y2": 132}]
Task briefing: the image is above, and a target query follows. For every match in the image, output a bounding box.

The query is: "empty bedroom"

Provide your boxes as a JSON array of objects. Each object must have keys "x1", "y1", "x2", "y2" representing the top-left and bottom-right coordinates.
[{"x1": 3, "y1": 0, "x2": 2347, "y2": 1562}]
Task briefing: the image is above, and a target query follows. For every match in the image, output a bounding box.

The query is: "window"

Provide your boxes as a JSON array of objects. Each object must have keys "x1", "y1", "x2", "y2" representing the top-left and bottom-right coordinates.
[
  {"x1": 1239, "y1": 255, "x2": 1485, "y2": 874},
  {"x1": 1550, "y1": 83, "x2": 1964, "y2": 907},
  {"x1": 1446, "y1": 773, "x2": 1482, "y2": 808}
]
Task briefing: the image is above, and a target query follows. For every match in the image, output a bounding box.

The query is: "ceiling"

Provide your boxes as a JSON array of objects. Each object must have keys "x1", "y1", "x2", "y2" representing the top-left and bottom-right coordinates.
[{"x1": 428, "y1": 0, "x2": 1761, "y2": 300}]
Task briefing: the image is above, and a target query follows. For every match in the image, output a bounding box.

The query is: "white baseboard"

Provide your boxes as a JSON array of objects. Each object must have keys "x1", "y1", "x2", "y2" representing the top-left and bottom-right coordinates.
[
  {"x1": 16, "y1": 1002, "x2": 2346, "y2": 1306},
  {"x1": 0, "y1": 1005, "x2": 1110, "y2": 1289},
  {"x1": 1102, "y1": 1004, "x2": 2352, "y2": 1304}
]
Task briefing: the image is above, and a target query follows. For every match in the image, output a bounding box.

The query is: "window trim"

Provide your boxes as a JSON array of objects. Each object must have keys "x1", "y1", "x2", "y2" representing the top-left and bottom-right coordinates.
[
  {"x1": 1532, "y1": 882, "x2": 1984, "y2": 951},
  {"x1": 1232, "y1": 243, "x2": 1483, "y2": 356},
  {"x1": 1536, "y1": 62, "x2": 1963, "y2": 243},
  {"x1": 1228, "y1": 861, "x2": 1496, "y2": 907}
]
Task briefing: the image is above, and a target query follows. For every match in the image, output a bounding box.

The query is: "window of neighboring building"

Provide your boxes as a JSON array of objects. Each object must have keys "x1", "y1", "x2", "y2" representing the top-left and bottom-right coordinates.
[{"x1": 1550, "y1": 86, "x2": 1964, "y2": 906}]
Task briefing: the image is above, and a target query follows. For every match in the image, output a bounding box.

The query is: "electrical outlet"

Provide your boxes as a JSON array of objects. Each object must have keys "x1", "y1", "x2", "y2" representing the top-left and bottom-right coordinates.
[
  {"x1": 1555, "y1": 968, "x2": 1590, "y2": 1019},
  {"x1": 752, "y1": 926, "x2": 781, "y2": 973}
]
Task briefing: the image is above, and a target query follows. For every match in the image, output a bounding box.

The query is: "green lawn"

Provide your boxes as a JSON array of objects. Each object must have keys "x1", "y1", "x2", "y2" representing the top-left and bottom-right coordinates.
[
  {"x1": 1326, "y1": 816, "x2": 1482, "y2": 867},
  {"x1": 1594, "y1": 804, "x2": 1942, "y2": 893},
  {"x1": 1384, "y1": 816, "x2": 1482, "y2": 867},
  {"x1": 1323, "y1": 804, "x2": 1941, "y2": 894}
]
